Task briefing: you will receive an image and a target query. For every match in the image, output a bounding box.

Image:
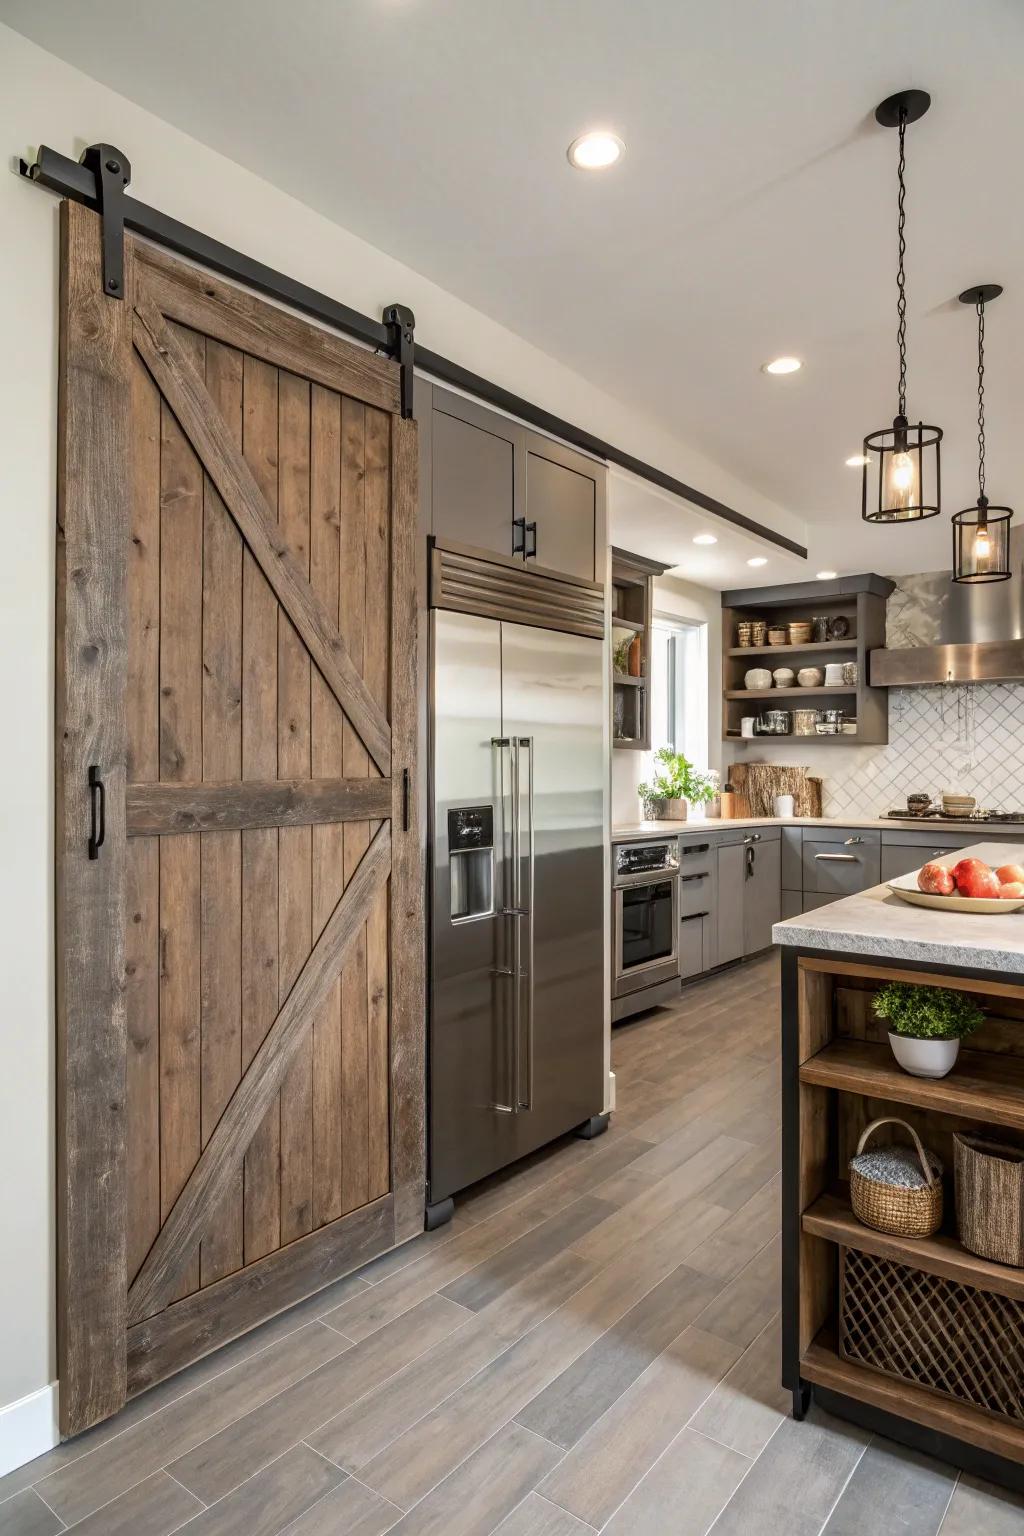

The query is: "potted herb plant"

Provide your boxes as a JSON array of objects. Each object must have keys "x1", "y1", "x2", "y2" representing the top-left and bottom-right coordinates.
[
  {"x1": 638, "y1": 749, "x2": 719, "y2": 823},
  {"x1": 872, "y1": 981, "x2": 983, "y2": 1079}
]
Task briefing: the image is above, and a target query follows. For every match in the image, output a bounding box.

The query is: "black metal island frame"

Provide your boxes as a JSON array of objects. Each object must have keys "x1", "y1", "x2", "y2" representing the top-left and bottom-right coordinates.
[{"x1": 776, "y1": 842, "x2": 1024, "y2": 1495}]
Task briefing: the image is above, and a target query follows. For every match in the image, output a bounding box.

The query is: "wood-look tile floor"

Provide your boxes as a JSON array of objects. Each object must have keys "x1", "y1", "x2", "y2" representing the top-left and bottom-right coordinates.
[{"x1": 4, "y1": 951, "x2": 1024, "y2": 1536}]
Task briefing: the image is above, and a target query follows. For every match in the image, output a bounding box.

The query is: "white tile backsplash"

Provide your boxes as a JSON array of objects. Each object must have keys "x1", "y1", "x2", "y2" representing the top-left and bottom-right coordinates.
[{"x1": 727, "y1": 683, "x2": 1024, "y2": 817}]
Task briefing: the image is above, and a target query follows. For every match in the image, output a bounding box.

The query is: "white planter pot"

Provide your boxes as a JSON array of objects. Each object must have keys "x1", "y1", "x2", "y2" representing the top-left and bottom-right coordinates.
[{"x1": 888, "y1": 1032, "x2": 960, "y2": 1079}]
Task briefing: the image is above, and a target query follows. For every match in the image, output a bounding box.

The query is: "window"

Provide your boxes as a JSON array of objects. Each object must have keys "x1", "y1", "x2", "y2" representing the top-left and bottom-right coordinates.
[{"x1": 649, "y1": 615, "x2": 708, "y2": 768}]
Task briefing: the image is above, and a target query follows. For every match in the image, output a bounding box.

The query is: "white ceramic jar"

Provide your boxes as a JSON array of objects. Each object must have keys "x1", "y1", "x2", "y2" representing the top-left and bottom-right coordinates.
[{"x1": 744, "y1": 668, "x2": 773, "y2": 690}]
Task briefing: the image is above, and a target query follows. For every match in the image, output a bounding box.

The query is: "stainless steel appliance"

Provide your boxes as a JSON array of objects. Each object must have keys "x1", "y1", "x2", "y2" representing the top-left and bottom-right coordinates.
[
  {"x1": 428, "y1": 608, "x2": 606, "y2": 1223},
  {"x1": 612, "y1": 838, "x2": 680, "y2": 1021}
]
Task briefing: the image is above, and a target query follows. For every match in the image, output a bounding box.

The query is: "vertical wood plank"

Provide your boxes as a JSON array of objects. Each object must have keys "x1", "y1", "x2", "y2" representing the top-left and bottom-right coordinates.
[
  {"x1": 364, "y1": 406, "x2": 391, "y2": 1201},
  {"x1": 125, "y1": 351, "x2": 162, "y2": 1284},
  {"x1": 159, "y1": 320, "x2": 205, "y2": 1301},
  {"x1": 278, "y1": 370, "x2": 314, "y2": 1243},
  {"x1": 390, "y1": 415, "x2": 425, "y2": 1242},
  {"x1": 199, "y1": 339, "x2": 244, "y2": 1285},
  {"x1": 340, "y1": 397, "x2": 370, "y2": 1214},
  {"x1": 241, "y1": 356, "x2": 281, "y2": 1263},
  {"x1": 310, "y1": 385, "x2": 346, "y2": 1227},
  {"x1": 56, "y1": 202, "x2": 132, "y2": 1434}
]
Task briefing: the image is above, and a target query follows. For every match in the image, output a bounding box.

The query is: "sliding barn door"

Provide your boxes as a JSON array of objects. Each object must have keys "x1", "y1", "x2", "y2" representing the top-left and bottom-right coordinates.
[{"x1": 56, "y1": 202, "x2": 423, "y2": 1436}]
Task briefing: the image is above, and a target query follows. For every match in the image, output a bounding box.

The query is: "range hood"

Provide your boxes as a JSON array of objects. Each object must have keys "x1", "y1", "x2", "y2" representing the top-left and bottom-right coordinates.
[{"x1": 871, "y1": 527, "x2": 1024, "y2": 686}]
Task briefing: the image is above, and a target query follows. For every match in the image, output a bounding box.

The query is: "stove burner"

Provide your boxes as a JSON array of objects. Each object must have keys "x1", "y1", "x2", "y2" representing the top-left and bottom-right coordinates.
[{"x1": 883, "y1": 808, "x2": 1024, "y2": 824}]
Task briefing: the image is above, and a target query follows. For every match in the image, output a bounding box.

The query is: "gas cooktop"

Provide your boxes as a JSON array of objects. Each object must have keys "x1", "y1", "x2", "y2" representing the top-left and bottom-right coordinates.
[{"x1": 883, "y1": 808, "x2": 1024, "y2": 824}]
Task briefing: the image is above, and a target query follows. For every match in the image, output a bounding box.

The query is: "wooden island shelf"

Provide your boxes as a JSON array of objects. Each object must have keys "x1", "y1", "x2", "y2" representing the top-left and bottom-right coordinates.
[{"x1": 776, "y1": 844, "x2": 1024, "y2": 1496}]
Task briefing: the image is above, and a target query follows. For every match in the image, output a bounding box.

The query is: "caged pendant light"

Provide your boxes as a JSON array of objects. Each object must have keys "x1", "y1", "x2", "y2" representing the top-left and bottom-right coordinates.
[
  {"x1": 862, "y1": 90, "x2": 943, "y2": 523},
  {"x1": 952, "y1": 284, "x2": 1013, "y2": 583}
]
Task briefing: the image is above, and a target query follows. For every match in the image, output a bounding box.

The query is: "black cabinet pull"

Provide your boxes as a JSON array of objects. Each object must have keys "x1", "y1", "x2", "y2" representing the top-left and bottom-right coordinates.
[
  {"x1": 88, "y1": 765, "x2": 105, "y2": 860},
  {"x1": 525, "y1": 521, "x2": 537, "y2": 559},
  {"x1": 681, "y1": 843, "x2": 711, "y2": 856},
  {"x1": 681, "y1": 910, "x2": 710, "y2": 921},
  {"x1": 680, "y1": 873, "x2": 707, "y2": 883},
  {"x1": 745, "y1": 844, "x2": 755, "y2": 878},
  {"x1": 512, "y1": 517, "x2": 527, "y2": 557}
]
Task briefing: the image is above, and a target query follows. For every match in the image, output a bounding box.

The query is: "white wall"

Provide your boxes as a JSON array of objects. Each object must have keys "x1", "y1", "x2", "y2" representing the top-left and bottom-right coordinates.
[
  {"x1": 0, "y1": 20, "x2": 798, "y2": 1433},
  {"x1": 611, "y1": 573, "x2": 722, "y2": 825}
]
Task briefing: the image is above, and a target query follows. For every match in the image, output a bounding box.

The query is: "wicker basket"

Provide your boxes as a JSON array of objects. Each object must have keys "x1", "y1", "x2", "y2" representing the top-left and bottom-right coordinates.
[
  {"x1": 849, "y1": 1117, "x2": 943, "y2": 1238},
  {"x1": 840, "y1": 1247, "x2": 1024, "y2": 1421},
  {"x1": 954, "y1": 1131, "x2": 1024, "y2": 1268}
]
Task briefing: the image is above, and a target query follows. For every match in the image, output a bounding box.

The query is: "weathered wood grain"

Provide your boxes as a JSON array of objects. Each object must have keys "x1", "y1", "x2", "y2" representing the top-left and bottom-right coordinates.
[
  {"x1": 127, "y1": 776, "x2": 392, "y2": 835},
  {"x1": 126, "y1": 824, "x2": 392, "y2": 1324},
  {"x1": 133, "y1": 297, "x2": 392, "y2": 774},
  {"x1": 55, "y1": 201, "x2": 133, "y2": 1435}
]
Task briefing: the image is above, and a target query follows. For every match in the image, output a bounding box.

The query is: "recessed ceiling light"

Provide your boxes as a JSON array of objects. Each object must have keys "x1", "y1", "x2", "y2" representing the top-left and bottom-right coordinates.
[
  {"x1": 693, "y1": 533, "x2": 718, "y2": 546},
  {"x1": 567, "y1": 131, "x2": 624, "y2": 171},
  {"x1": 845, "y1": 454, "x2": 870, "y2": 467},
  {"x1": 762, "y1": 356, "x2": 802, "y2": 375},
  {"x1": 747, "y1": 556, "x2": 768, "y2": 567},
  {"x1": 816, "y1": 570, "x2": 838, "y2": 580}
]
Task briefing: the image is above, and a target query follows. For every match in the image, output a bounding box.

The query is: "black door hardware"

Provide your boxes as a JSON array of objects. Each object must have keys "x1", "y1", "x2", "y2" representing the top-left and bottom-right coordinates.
[
  {"x1": 16, "y1": 141, "x2": 806, "y2": 559},
  {"x1": 525, "y1": 521, "x2": 537, "y2": 559},
  {"x1": 383, "y1": 303, "x2": 415, "y2": 419},
  {"x1": 402, "y1": 767, "x2": 410, "y2": 832},
  {"x1": 79, "y1": 144, "x2": 130, "y2": 298},
  {"x1": 88, "y1": 765, "x2": 105, "y2": 860}
]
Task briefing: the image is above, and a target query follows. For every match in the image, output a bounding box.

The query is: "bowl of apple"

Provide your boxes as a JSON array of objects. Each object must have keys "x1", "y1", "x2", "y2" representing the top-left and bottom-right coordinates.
[{"x1": 889, "y1": 858, "x2": 1024, "y2": 914}]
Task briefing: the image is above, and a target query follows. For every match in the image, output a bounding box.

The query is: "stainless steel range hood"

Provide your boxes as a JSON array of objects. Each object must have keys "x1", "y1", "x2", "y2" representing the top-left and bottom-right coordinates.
[{"x1": 871, "y1": 527, "x2": 1024, "y2": 686}]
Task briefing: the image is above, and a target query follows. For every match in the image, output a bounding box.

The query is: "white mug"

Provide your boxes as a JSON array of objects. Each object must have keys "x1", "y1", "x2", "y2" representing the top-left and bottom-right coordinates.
[
  {"x1": 740, "y1": 717, "x2": 756, "y2": 738},
  {"x1": 773, "y1": 794, "x2": 795, "y2": 818}
]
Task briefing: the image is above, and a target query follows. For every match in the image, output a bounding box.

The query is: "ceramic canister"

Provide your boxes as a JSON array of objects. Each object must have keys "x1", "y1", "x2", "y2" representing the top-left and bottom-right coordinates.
[
  {"x1": 824, "y1": 663, "x2": 846, "y2": 687},
  {"x1": 772, "y1": 668, "x2": 795, "y2": 687}
]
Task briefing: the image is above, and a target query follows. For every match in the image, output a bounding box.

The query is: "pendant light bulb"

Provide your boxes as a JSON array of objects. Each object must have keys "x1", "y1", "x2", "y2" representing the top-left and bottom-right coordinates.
[
  {"x1": 952, "y1": 284, "x2": 1013, "y2": 584},
  {"x1": 888, "y1": 451, "x2": 916, "y2": 504}
]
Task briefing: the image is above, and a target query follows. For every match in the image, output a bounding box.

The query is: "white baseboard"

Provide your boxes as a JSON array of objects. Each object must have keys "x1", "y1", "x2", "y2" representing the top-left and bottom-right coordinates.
[{"x1": 0, "y1": 1382, "x2": 59, "y2": 1478}]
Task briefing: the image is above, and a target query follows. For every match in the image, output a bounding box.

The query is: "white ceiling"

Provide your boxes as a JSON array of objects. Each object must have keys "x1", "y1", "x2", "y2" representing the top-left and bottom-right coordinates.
[{"x1": 7, "y1": 0, "x2": 1023, "y2": 578}]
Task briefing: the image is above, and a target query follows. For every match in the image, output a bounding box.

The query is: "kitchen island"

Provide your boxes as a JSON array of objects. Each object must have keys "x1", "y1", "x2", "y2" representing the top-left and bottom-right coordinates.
[{"x1": 774, "y1": 844, "x2": 1024, "y2": 1494}]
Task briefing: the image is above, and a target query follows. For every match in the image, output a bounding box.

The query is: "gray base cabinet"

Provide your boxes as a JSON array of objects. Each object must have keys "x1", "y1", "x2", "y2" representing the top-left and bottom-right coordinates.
[{"x1": 743, "y1": 833, "x2": 781, "y2": 954}]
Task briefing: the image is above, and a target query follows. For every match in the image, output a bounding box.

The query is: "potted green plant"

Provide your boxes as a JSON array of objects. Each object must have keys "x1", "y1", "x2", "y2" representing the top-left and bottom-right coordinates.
[
  {"x1": 638, "y1": 749, "x2": 719, "y2": 823},
  {"x1": 873, "y1": 981, "x2": 983, "y2": 1079}
]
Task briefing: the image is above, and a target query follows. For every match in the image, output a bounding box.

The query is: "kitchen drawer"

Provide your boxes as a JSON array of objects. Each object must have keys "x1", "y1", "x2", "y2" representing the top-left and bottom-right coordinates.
[
  {"x1": 802, "y1": 831, "x2": 880, "y2": 897},
  {"x1": 679, "y1": 866, "x2": 714, "y2": 918},
  {"x1": 881, "y1": 841, "x2": 961, "y2": 883},
  {"x1": 677, "y1": 835, "x2": 714, "y2": 873},
  {"x1": 679, "y1": 912, "x2": 706, "y2": 979}
]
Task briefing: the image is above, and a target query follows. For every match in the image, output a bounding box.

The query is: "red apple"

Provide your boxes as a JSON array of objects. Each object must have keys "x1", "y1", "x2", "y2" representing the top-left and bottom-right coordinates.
[
  {"x1": 918, "y1": 862, "x2": 954, "y2": 896},
  {"x1": 999, "y1": 881, "x2": 1024, "y2": 900},
  {"x1": 958, "y1": 866, "x2": 1002, "y2": 900},
  {"x1": 952, "y1": 857, "x2": 993, "y2": 889},
  {"x1": 996, "y1": 864, "x2": 1024, "y2": 886}
]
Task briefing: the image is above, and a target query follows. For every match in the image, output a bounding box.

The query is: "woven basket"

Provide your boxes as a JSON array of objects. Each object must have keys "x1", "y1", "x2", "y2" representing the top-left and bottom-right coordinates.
[
  {"x1": 954, "y1": 1131, "x2": 1024, "y2": 1268},
  {"x1": 850, "y1": 1117, "x2": 943, "y2": 1238}
]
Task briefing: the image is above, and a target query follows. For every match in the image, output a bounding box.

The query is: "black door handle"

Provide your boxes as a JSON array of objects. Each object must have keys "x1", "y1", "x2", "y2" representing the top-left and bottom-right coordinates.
[
  {"x1": 745, "y1": 844, "x2": 755, "y2": 879},
  {"x1": 88, "y1": 765, "x2": 105, "y2": 860},
  {"x1": 525, "y1": 521, "x2": 537, "y2": 559},
  {"x1": 512, "y1": 517, "x2": 527, "y2": 557}
]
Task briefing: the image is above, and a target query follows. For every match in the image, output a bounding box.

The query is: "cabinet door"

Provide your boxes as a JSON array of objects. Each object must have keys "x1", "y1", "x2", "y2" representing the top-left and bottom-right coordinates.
[
  {"x1": 716, "y1": 842, "x2": 745, "y2": 966},
  {"x1": 431, "y1": 390, "x2": 518, "y2": 558},
  {"x1": 525, "y1": 438, "x2": 598, "y2": 582},
  {"x1": 744, "y1": 837, "x2": 781, "y2": 955},
  {"x1": 802, "y1": 833, "x2": 881, "y2": 896},
  {"x1": 679, "y1": 913, "x2": 705, "y2": 979}
]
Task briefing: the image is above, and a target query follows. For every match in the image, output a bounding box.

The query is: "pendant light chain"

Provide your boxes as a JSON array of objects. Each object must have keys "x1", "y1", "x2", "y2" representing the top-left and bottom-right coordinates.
[
  {"x1": 976, "y1": 297, "x2": 986, "y2": 501},
  {"x1": 896, "y1": 105, "x2": 908, "y2": 418}
]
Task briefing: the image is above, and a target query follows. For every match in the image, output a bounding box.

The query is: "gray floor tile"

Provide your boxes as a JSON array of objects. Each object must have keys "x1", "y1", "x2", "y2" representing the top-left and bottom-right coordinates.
[
  {"x1": 602, "y1": 1427, "x2": 750, "y2": 1536},
  {"x1": 940, "y1": 1472, "x2": 1024, "y2": 1535},
  {"x1": 708, "y1": 1406, "x2": 869, "y2": 1536},
  {"x1": 387, "y1": 1422, "x2": 561, "y2": 1536},
  {"x1": 282, "y1": 1476, "x2": 402, "y2": 1535},
  {"x1": 0, "y1": 1489, "x2": 63, "y2": 1536},
  {"x1": 440, "y1": 1197, "x2": 613, "y2": 1312},
  {"x1": 491, "y1": 1492, "x2": 595, "y2": 1536},
  {"x1": 64, "y1": 1470, "x2": 202, "y2": 1534},
  {"x1": 822, "y1": 1435, "x2": 958, "y2": 1536},
  {"x1": 176, "y1": 1443, "x2": 342, "y2": 1535},
  {"x1": 688, "y1": 1314, "x2": 788, "y2": 1458}
]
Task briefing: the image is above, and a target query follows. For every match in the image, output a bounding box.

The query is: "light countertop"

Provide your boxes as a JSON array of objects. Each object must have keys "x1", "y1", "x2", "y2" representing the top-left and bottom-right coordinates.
[
  {"x1": 773, "y1": 841, "x2": 1024, "y2": 975},
  {"x1": 611, "y1": 816, "x2": 1024, "y2": 843}
]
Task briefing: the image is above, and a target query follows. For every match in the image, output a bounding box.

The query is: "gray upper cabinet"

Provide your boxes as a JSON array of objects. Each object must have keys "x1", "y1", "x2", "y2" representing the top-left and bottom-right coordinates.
[
  {"x1": 428, "y1": 389, "x2": 518, "y2": 560},
  {"x1": 421, "y1": 383, "x2": 603, "y2": 584},
  {"x1": 524, "y1": 436, "x2": 599, "y2": 583}
]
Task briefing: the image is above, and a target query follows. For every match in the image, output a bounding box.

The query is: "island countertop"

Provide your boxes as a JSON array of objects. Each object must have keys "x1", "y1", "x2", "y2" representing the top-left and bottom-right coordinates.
[{"x1": 773, "y1": 841, "x2": 1024, "y2": 974}]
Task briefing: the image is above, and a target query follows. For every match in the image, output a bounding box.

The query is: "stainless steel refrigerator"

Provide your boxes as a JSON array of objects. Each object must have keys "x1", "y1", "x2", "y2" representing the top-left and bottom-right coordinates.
[{"x1": 428, "y1": 609, "x2": 606, "y2": 1220}]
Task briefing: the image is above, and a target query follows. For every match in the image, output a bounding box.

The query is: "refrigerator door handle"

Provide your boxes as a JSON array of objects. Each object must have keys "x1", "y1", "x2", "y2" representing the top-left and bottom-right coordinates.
[
  {"x1": 518, "y1": 734, "x2": 535, "y2": 1113},
  {"x1": 490, "y1": 735, "x2": 518, "y2": 1114}
]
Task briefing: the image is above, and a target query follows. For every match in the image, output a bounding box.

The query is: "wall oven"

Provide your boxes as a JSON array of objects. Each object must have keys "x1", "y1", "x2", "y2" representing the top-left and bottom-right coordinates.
[{"x1": 613, "y1": 839, "x2": 680, "y2": 1001}]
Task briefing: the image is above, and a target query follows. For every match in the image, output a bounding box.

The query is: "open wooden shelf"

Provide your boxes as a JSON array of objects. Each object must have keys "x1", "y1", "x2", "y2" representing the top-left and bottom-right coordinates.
[
  {"x1": 802, "y1": 1189, "x2": 1024, "y2": 1301},
  {"x1": 610, "y1": 616, "x2": 645, "y2": 633},
  {"x1": 727, "y1": 640, "x2": 858, "y2": 658},
  {"x1": 612, "y1": 673, "x2": 643, "y2": 688},
  {"x1": 800, "y1": 1039, "x2": 1024, "y2": 1134},
  {"x1": 724, "y1": 686, "x2": 857, "y2": 701},
  {"x1": 802, "y1": 1329, "x2": 1024, "y2": 1464}
]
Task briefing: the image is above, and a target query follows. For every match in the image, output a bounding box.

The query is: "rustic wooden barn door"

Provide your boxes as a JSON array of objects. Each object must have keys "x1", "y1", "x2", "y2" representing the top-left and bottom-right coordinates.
[{"x1": 56, "y1": 202, "x2": 423, "y2": 1436}]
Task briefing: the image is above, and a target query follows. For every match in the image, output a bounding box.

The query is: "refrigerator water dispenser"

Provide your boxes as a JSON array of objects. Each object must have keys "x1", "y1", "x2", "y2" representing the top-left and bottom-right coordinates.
[{"x1": 447, "y1": 806, "x2": 494, "y2": 922}]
